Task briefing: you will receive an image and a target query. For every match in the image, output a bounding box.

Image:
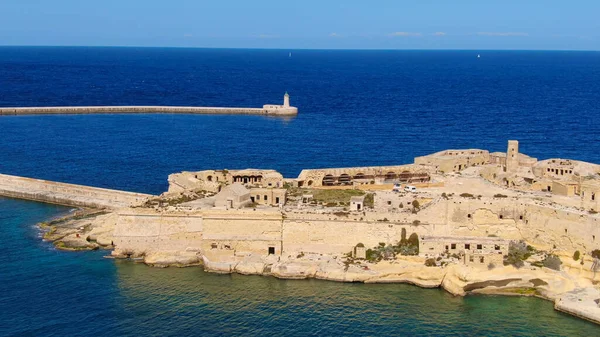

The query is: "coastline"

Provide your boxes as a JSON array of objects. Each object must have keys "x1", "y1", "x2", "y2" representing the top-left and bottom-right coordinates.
[{"x1": 36, "y1": 210, "x2": 600, "y2": 325}]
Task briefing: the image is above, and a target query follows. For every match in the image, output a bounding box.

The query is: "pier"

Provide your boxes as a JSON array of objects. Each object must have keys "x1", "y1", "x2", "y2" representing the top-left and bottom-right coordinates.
[{"x1": 0, "y1": 93, "x2": 298, "y2": 117}]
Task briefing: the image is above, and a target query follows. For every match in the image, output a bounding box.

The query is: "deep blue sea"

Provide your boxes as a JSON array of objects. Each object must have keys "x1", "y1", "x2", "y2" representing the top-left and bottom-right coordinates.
[{"x1": 0, "y1": 47, "x2": 599, "y2": 336}]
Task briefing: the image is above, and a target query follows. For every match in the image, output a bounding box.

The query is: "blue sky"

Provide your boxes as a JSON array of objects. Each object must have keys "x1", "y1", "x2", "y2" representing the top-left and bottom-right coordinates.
[{"x1": 0, "y1": 0, "x2": 599, "y2": 50}]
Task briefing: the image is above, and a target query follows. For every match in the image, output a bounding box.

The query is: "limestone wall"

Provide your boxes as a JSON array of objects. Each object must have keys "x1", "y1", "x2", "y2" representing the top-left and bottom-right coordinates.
[
  {"x1": 110, "y1": 195, "x2": 600, "y2": 261},
  {"x1": 282, "y1": 218, "x2": 433, "y2": 255},
  {"x1": 0, "y1": 173, "x2": 152, "y2": 209}
]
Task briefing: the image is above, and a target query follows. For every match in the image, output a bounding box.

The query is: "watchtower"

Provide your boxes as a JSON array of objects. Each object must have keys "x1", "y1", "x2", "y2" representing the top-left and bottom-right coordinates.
[{"x1": 505, "y1": 140, "x2": 519, "y2": 172}]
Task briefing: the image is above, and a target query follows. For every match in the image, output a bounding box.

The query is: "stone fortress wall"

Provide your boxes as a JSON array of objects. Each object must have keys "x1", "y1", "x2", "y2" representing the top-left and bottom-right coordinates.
[
  {"x1": 0, "y1": 173, "x2": 152, "y2": 209},
  {"x1": 111, "y1": 195, "x2": 600, "y2": 262}
]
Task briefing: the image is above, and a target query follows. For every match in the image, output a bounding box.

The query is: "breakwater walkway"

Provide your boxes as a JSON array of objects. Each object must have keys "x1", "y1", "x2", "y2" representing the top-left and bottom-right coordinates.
[
  {"x1": 0, "y1": 173, "x2": 153, "y2": 209},
  {"x1": 0, "y1": 94, "x2": 299, "y2": 117},
  {"x1": 0, "y1": 106, "x2": 296, "y2": 116}
]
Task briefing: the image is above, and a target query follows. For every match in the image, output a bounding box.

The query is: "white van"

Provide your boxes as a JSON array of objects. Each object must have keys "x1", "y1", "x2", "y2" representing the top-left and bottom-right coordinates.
[{"x1": 404, "y1": 185, "x2": 417, "y2": 192}]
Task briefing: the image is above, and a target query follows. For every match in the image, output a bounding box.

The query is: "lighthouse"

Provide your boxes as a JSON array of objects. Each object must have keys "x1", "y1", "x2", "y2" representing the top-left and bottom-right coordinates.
[{"x1": 283, "y1": 92, "x2": 290, "y2": 107}]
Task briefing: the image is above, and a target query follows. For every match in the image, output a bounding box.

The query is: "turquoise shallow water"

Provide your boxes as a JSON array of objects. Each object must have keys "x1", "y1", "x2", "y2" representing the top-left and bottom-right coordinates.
[{"x1": 0, "y1": 197, "x2": 598, "y2": 336}]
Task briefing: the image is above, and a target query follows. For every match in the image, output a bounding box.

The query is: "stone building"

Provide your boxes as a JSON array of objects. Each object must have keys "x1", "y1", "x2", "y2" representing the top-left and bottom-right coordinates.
[
  {"x1": 581, "y1": 180, "x2": 600, "y2": 212},
  {"x1": 214, "y1": 183, "x2": 251, "y2": 209},
  {"x1": 419, "y1": 236, "x2": 508, "y2": 266},
  {"x1": 296, "y1": 165, "x2": 429, "y2": 187},
  {"x1": 414, "y1": 149, "x2": 489, "y2": 173},
  {"x1": 350, "y1": 195, "x2": 365, "y2": 211},
  {"x1": 250, "y1": 188, "x2": 287, "y2": 206},
  {"x1": 168, "y1": 169, "x2": 284, "y2": 193}
]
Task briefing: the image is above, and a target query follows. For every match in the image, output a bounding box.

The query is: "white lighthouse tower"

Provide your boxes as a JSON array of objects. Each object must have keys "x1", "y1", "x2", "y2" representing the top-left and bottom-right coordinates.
[
  {"x1": 283, "y1": 92, "x2": 290, "y2": 107},
  {"x1": 262, "y1": 92, "x2": 298, "y2": 116}
]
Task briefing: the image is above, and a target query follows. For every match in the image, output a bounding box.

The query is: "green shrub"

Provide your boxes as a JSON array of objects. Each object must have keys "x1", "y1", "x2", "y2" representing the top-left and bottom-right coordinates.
[
  {"x1": 591, "y1": 249, "x2": 600, "y2": 259},
  {"x1": 543, "y1": 255, "x2": 562, "y2": 271},
  {"x1": 460, "y1": 193, "x2": 474, "y2": 198},
  {"x1": 399, "y1": 202, "x2": 404, "y2": 208},
  {"x1": 573, "y1": 250, "x2": 581, "y2": 261},
  {"x1": 488, "y1": 263, "x2": 496, "y2": 270},
  {"x1": 504, "y1": 240, "x2": 531, "y2": 268},
  {"x1": 407, "y1": 233, "x2": 419, "y2": 254},
  {"x1": 400, "y1": 228, "x2": 408, "y2": 246},
  {"x1": 412, "y1": 200, "x2": 420, "y2": 209},
  {"x1": 425, "y1": 258, "x2": 437, "y2": 267},
  {"x1": 494, "y1": 194, "x2": 508, "y2": 198}
]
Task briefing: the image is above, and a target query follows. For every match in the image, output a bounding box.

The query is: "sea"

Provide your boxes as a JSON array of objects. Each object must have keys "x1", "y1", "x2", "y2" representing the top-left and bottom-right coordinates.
[{"x1": 0, "y1": 47, "x2": 599, "y2": 336}]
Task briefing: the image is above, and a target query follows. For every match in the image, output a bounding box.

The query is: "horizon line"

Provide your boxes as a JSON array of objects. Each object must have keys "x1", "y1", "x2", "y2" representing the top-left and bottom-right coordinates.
[{"x1": 0, "y1": 44, "x2": 599, "y2": 52}]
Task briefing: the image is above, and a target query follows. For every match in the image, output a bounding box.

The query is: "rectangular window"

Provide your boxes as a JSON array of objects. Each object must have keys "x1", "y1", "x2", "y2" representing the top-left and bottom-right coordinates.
[
  {"x1": 465, "y1": 244, "x2": 470, "y2": 250},
  {"x1": 451, "y1": 243, "x2": 456, "y2": 249},
  {"x1": 480, "y1": 256, "x2": 485, "y2": 263},
  {"x1": 469, "y1": 256, "x2": 474, "y2": 262},
  {"x1": 264, "y1": 195, "x2": 268, "y2": 201},
  {"x1": 495, "y1": 245, "x2": 501, "y2": 251},
  {"x1": 268, "y1": 246, "x2": 275, "y2": 255},
  {"x1": 477, "y1": 244, "x2": 482, "y2": 250}
]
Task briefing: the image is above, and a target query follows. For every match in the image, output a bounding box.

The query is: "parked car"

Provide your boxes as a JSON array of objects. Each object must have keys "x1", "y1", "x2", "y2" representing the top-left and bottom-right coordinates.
[{"x1": 404, "y1": 185, "x2": 417, "y2": 192}]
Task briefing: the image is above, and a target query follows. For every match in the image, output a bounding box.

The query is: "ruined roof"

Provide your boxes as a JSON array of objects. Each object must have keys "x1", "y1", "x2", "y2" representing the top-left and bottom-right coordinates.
[
  {"x1": 222, "y1": 183, "x2": 249, "y2": 196},
  {"x1": 350, "y1": 195, "x2": 366, "y2": 203}
]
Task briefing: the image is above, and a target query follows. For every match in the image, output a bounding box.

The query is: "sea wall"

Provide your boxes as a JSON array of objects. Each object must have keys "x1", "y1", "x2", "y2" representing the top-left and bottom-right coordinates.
[
  {"x1": 0, "y1": 173, "x2": 152, "y2": 209},
  {"x1": 111, "y1": 196, "x2": 600, "y2": 259},
  {"x1": 0, "y1": 106, "x2": 297, "y2": 116}
]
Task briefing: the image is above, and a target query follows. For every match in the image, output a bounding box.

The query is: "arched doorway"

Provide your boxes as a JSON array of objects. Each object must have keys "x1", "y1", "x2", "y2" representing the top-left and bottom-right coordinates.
[
  {"x1": 322, "y1": 174, "x2": 335, "y2": 186},
  {"x1": 338, "y1": 173, "x2": 351, "y2": 185}
]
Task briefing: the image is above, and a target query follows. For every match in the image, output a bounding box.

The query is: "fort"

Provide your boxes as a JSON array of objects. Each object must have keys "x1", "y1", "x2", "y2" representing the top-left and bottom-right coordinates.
[
  {"x1": 0, "y1": 93, "x2": 298, "y2": 117},
  {"x1": 5, "y1": 139, "x2": 600, "y2": 324}
]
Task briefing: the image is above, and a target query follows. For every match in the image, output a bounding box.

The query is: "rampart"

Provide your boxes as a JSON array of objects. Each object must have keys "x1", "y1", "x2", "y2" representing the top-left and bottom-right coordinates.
[{"x1": 0, "y1": 173, "x2": 153, "y2": 209}]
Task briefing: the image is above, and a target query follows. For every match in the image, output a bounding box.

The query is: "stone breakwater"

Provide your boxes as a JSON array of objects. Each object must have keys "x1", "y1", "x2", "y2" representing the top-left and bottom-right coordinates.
[
  {"x1": 0, "y1": 105, "x2": 298, "y2": 116},
  {"x1": 0, "y1": 173, "x2": 152, "y2": 209}
]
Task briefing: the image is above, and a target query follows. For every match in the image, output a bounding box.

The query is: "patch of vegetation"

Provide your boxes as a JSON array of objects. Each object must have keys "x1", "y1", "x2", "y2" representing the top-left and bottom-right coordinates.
[
  {"x1": 543, "y1": 255, "x2": 562, "y2": 271},
  {"x1": 460, "y1": 193, "x2": 474, "y2": 198},
  {"x1": 590, "y1": 209, "x2": 598, "y2": 215},
  {"x1": 363, "y1": 193, "x2": 374, "y2": 208},
  {"x1": 488, "y1": 263, "x2": 496, "y2": 270},
  {"x1": 425, "y1": 258, "x2": 437, "y2": 267},
  {"x1": 412, "y1": 220, "x2": 421, "y2": 226},
  {"x1": 441, "y1": 192, "x2": 449, "y2": 200},
  {"x1": 592, "y1": 249, "x2": 600, "y2": 259},
  {"x1": 494, "y1": 194, "x2": 508, "y2": 198},
  {"x1": 364, "y1": 230, "x2": 420, "y2": 262},
  {"x1": 399, "y1": 202, "x2": 404, "y2": 209},
  {"x1": 412, "y1": 199, "x2": 420, "y2": 209},
  {"x1": 504, "y1": 240, "x2": 534, "y2": 268},
  {"x1": 325, "y1": 202, "x2": 338, "y2": 207},
  {"x1": 297, "y1": 252, "x2": 305, "y2": 259},
  {"x1": 573, "y1": 250, "x2": 581, "y2": 261},
  {"x1": 333, "y1": 211, "x2": 349, "y2": 217},
  {"x1": 292, "y1": 188, "x2": 367, "y2": 205},
  {"x1": 245, "y1": 202, "x2": 259, "y2": 208}
]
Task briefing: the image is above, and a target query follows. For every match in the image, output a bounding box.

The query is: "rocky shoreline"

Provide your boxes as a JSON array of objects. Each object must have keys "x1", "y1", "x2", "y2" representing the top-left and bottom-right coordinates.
[{"x1": 38, "y1": 211, "x2": 600, "y2": 326}]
